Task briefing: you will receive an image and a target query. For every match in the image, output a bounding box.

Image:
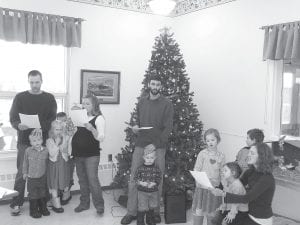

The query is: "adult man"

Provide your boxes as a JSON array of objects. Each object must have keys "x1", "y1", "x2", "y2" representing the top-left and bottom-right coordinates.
[
  {"x1": 121, "y1": 75, "x2": 174, "y2": 224},
  {"x1": 9, "y1": 70, "x2": 57, "y2": 216}
]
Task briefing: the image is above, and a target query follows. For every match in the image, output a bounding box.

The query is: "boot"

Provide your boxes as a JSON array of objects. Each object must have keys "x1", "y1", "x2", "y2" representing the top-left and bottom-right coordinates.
[
  {"x1": 38, "y1": 198, "x2": 50, "y2": 216},
  {"x1": 29, "y1": 200, "x2": 42, "y2": 219},
  {"x1": 52, "y1": 197, "x2": 64, "y2": 213},
  {"x1": 146, "y1": 209, "x2": 156, "y2": 225},
  {"x1": 137, "y1": 211, "x2": 146, "y2": 225}
]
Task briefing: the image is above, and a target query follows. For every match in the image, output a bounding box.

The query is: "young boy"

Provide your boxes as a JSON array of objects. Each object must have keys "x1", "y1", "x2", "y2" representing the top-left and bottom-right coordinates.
[
  {"x1": 22, "y1": 129, "x2": 50, "y2": 218},
  {"x1": 134, "y1": 144, "x2": 161, "y2": 225},
  {"x1": 236, "y1": 129, "x2": 264, "y2": 176}
]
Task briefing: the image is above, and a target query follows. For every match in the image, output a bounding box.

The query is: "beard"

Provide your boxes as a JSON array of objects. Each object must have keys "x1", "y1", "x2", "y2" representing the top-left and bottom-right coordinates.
[
  {"x1": 150, "y1": 88, "x2": 160, "y2": 96},
  {"x1": 31, "y1": 87, "x2": 41, "y2": 93}
]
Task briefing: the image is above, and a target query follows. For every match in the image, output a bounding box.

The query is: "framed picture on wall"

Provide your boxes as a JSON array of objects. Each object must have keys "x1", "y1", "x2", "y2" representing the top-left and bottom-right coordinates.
[{"x1": 80, "y1": 70, "x2": 120, "y2": 104}]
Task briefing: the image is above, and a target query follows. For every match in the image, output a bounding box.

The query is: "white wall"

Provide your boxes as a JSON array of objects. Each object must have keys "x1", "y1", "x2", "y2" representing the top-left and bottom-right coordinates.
[{"x1": 172, "y1": 0, "x2": 300, "y2": 161}]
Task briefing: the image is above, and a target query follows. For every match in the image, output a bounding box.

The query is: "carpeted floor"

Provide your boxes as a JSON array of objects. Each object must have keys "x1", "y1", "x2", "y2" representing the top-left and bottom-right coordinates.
[{"x1": 0, "y1": 189, "x2": 299, "y2": 225}]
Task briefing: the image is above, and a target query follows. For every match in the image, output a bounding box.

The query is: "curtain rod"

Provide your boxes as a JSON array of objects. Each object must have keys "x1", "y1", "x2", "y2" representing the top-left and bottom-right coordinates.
[
  {"x1": 260, "y1": 20, "x2": 300, "y2": 29},
  {"x1": 0, "y1": 7, "x2": 85, "y2": 21}
]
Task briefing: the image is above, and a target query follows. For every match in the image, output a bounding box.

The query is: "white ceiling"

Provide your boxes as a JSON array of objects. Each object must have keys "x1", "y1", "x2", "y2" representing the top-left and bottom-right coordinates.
[{"x1": 67, "y1": 0, "x2": 237, "y2": 17}]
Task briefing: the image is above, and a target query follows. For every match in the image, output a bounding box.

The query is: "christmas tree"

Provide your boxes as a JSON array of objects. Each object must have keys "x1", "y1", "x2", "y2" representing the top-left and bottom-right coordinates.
[{"x1": 113, "y1": 27, "x2": 204, "y2": 195}]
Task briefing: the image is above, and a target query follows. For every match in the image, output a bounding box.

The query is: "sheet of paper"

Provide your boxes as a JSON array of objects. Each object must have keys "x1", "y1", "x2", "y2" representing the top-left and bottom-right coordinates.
[
  {"x1": 70, "y1": 109, "x2": 89, "y2": 127},
  {"x1": 190, "y1": 171, "x2": 213, "y2": 188},
  {"x1": 0, "y1": 188, "x2": 5, "y2": 199},
  {"x1": 19, "y1": 113, "x2": 41, "y2": 128},
  {"x1": 125, "y1": 123, "x2": 153, "y2": 130},
  {"x1": 137, "y1": 127, "x2": 153, "y2": 130}
]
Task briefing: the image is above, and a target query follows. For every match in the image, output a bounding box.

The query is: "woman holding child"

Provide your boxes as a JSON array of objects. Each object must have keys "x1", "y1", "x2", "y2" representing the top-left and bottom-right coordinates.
[{"x1": 211, "y1": 143, "x2": 275, "y2": 225}]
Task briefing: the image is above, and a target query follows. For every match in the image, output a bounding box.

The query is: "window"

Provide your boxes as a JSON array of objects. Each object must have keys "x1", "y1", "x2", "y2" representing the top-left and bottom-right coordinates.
[
  {"x1": 280, "y1": 63, "x2": 300, "y2": 137},
  {"x1": 0, "y1": 40, "x2": 68, "y2": 151}
]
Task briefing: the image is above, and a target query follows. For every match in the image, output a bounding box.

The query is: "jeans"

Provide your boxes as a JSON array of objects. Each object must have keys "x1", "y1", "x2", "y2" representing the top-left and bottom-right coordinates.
[
  {"x1": 10, "y1": 143, "x2": 29, "y2": 208},
  {"x1": 127, "y1": 146, "x2": 166, "y2": 216},
  {"x1": 69, "y1": 157, "x2": 75, "y2": 189},
  {"x1": 75, "y1": 155, "x2": 104, "y2": 211},
  {"x1": 137, "y1": 191, "x2": 159, "y2": 212}
]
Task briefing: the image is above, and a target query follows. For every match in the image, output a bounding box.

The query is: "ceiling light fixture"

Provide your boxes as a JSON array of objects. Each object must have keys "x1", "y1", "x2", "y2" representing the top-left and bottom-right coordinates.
[{"x1": 148, "y1": 0, "x2": 177, "y2": 16}]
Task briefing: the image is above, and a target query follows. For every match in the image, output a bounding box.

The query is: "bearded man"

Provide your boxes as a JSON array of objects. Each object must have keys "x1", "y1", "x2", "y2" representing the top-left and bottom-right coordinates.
[{"x1": 121, "y1": 75, "x2": 174, "y2": 225}]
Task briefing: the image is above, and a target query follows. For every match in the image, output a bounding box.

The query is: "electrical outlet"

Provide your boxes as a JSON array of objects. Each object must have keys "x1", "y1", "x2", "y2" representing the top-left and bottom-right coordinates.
[{"x1": 108, "y1": 154, "x2": 112, "y2": 162}]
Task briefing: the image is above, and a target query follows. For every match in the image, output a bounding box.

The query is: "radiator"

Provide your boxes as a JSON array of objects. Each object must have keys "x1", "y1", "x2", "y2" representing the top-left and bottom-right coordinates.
[{"x1": 0, "y1": 162, "x2": 117, "y2": 193}]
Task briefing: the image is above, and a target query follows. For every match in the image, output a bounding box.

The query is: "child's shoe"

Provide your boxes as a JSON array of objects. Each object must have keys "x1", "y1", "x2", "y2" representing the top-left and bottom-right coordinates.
[
  {"x1": 29, "y1": 200, "x2": 42, "y2": 218},
  {"x1": 10, "y1": 205, "x2": 21, "y2": 216},
  {"x1": 52, "y1": 197, "x2": 64, "y2": 213}
]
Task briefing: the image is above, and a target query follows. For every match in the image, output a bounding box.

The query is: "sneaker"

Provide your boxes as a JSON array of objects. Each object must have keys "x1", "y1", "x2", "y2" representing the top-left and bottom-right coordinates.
[
  {"x1": 121, "y1": 214, "x2": 137, "y2": 225},
  {"x1": 10, "y1": 206, "x2": 21, "y2": 216},
  {"x1": 74, "y1": 205, "x2": 90, "y2": 213},
  {"x1": 154, "y1": 214, "x2": 161, "y2": 223}
]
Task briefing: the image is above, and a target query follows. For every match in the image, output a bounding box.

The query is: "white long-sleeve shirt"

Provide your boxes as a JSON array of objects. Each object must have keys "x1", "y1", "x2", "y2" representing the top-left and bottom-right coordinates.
[{"x1": 88, "y1": 115, "x2": 105, "y2": 142}]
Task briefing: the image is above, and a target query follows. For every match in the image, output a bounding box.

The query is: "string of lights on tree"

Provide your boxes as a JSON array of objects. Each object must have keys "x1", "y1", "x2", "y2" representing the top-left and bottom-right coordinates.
[{"x1": 112, "y1": 27, "x2": 205, "y2": 195}]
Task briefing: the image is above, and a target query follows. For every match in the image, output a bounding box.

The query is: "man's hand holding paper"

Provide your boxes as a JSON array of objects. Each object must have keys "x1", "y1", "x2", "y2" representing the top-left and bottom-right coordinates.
[{"x1": 18, "y1": 123, "x2": 29, "y2": 131}]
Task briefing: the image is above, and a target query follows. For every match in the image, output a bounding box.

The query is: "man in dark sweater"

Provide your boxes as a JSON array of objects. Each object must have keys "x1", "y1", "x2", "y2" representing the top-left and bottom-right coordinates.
[
  {"x1": 121, "y1": 75, "x2": 174, "y2": 225},
  {"x1": 9, "y1": 70, "x2": 57, "y2": 216}
]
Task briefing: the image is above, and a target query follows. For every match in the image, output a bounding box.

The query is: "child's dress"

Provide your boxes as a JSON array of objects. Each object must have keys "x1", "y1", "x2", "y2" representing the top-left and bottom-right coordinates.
[
  {"x1": 192, "y1": 149, "x2": 225, "y2": 216},
  {"x1": 47, "y1": 136, "x2": 70, "y2": 190}
]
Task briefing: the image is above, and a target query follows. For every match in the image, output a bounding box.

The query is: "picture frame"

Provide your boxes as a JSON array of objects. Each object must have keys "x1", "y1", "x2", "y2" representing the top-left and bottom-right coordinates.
[{"x1": 80, "y1": 70, "x2": 120, "y2": 104}]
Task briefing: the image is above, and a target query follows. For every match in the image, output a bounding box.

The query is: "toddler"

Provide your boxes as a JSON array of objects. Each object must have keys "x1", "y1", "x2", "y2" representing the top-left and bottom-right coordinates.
[
  {"x1": 134, "y1": 144, "x2": 161, "y2": 225},
  {"x1": 56, "y1": 112, "x2": 76, "y2": 205},
  {"x1": 213, "y1": 162, "x2": 248, "y2": 225},
  {"x1": 22, "y1": 129, "x2": 50, "y2": 218},
  {"x1": 47, "y1": 120, "x2": 71, "y2": 213}
]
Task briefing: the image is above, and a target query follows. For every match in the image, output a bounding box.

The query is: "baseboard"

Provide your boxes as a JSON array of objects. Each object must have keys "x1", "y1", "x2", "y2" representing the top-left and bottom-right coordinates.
[
  {"x1": 0, "y1": 185, "x2": 117, "y2": 206},
  {"x1": 273, "y1": 213, "x2": 300, "y2": 223}
]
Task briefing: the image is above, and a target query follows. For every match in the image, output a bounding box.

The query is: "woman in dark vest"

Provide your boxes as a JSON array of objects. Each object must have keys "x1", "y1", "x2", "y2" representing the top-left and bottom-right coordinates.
[{"x1": 72, "y1": 94, "x2": 105, "y2": 215}]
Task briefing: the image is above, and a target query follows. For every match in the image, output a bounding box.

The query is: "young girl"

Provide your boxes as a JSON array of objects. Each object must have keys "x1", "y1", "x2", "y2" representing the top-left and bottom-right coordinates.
[
  {"x1": 71, "y1": 94, "x2": 105, "y2": 215},
  {"x1": 56, "y1": 112, "x2": 77, "y2": 205},
  {"x1": 47, "y1": 120, "x2": 71, "y2": 213},
  {"x1": 213, "y1": 162, "x2": 248, "y2": 225},
  {"x1": 192, "y1": 128, "x2": 225, "y2": 225}
]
